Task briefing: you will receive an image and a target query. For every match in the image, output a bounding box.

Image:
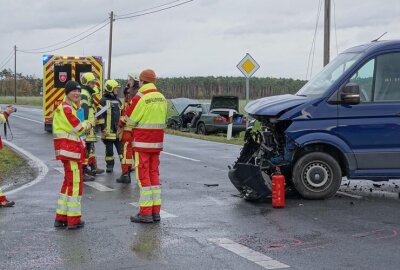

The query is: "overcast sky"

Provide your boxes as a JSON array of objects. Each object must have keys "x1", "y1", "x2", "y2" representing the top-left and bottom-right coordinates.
[{"x1": 0, "y1": 0, "x2": 399, "y2": 80}]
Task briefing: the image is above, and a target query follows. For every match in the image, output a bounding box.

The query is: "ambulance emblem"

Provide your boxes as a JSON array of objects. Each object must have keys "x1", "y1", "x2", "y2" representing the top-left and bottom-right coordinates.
[{"x1": 59, "y1": 72, "x2": 67, "y2": 83}]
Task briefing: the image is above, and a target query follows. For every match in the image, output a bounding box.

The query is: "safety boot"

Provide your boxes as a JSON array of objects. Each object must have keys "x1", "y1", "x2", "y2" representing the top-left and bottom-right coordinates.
[
  {"x1": 116, "y1": 173, "x2": 131, "y2": 183},
  {"x1": 153, "y1": 214, "x2": 161, "y2": 222},
  {"x1": 130, "y1": 214, "x2": 153, "y2": 223},
  {"x1": 54, "y1": 220, "x2": 67, "y2": 228},
  {"x1": 67, "y1": 221, "x2": 85, "y2": 230},
  {"x1": 83, "y1": 174, "x2": 95, "y2": 182},
  {"x1": 83, "y1": 165, "x2": 94, "y2": 181},
  {"x1": 90, "y1": 164, "x2": 105, "y2": 175},
  {"x1": 106, "y1": 165, "x2": 113, "y2": 173},
  {"x1": 0, "y1": 200, "x2": 15, "y2": 207}
]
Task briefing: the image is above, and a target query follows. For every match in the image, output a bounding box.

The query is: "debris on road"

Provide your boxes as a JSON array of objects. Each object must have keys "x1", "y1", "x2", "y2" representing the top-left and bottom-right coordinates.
[{"x1": 204, "y1": 184, "x2": 219, "y2": 187}]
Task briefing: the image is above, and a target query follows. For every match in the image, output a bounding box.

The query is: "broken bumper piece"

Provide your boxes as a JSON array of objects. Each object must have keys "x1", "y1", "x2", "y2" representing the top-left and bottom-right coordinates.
[{"x1": 228, "y1": 163, "x2": 271, "y2": 201}]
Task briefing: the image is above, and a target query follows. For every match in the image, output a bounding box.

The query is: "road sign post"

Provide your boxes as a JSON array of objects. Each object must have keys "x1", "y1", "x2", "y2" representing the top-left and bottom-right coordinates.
[
  {"x1": 237, "y1": 53, "x2": 260, "y2": 128},
  {"x1": 227, "y1": 109, "x2": 234, "y2": 140}
]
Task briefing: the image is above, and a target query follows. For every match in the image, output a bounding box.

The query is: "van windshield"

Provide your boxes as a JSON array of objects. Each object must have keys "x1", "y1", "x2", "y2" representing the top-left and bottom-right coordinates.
[{"x1": 297, "y1": 52, "x2": 363, "y2": 96}]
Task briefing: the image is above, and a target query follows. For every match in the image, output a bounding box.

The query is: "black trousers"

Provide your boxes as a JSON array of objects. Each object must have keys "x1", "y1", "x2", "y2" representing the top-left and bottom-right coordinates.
[{"x1": 103, "y1": 139, "x2": 122, "y2": 168}]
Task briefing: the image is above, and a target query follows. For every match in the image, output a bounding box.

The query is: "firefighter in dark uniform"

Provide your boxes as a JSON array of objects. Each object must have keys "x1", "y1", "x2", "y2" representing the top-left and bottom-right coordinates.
[
  {"x1": 97, "y1": 80, "x2": 123, "y2": 173},
  {"x1": 80, "y1": 72, "x2": 104, "y2": 180}
]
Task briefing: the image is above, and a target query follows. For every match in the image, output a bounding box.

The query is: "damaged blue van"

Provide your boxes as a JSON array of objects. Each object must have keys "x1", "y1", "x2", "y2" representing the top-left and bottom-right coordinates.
[{"x1": 229, "y1": 40, "x2": 400, "y2": 200}]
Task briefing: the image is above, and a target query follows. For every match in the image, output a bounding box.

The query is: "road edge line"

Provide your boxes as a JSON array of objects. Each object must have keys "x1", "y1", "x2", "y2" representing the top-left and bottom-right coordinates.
[{"x1": 2, "y1": 140, "x2": 49, "y2": 195}]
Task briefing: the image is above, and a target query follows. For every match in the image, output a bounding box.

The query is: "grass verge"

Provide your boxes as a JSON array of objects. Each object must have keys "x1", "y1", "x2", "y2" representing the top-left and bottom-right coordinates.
[
  {"x1": 0, "y1": 145, "x2": 26, "y2": 184},
  {"x1": 165, "y1": 99, "x2": 263, "y2": 146},
  {"x1": 0, "y1": 96, "x2": 42, "y2": 106}
]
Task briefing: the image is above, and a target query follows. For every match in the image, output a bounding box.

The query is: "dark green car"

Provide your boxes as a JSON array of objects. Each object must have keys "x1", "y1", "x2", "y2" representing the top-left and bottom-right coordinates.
[{"x1": 167, "y1": 96, "x2": 247, "y2": 136}]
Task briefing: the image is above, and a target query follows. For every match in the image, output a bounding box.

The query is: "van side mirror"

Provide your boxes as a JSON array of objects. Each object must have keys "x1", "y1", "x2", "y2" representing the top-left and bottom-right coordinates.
[{"x1": 340, "y1": 83, "x2": 360, "y2": 104}]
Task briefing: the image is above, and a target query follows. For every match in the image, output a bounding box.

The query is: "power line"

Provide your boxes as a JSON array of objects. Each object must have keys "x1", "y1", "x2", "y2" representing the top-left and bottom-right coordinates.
[
  {"x1": 19, "y1": 18, "x2": 109, "y2": 52},
  {"x1": 0, "y1": 51, "x2": 14, "y2": 70},
  {"x1": 18, "y1": 21, "x2": 110, "y2": 54},
  {"x1": 116, "y1": 0, "x2": 182, "y2": 18},
  {"x1": 306, "y1": 0, "x2": 322, "y2": 80},
  {"x1": 0, "y1": 49, "x2": 14, "y2": 67},
  {"x1": 14, "y1": 1, "x2": 193, "y2": 55},
  {"x1": 310, "y1": 0, "x2": 323, "y2": 79},
  {"x1": 115, "y1": 0, "x2": 194, "y2": 20},
  {"x1": 333, "y1": 0, "x2": 339, "y2": 55}
]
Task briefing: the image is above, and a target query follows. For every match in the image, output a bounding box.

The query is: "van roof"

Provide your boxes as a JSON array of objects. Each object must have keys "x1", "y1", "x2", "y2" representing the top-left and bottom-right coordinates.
[{"x1": 343, "y1": 40, "x2": 400, "y2": 54}]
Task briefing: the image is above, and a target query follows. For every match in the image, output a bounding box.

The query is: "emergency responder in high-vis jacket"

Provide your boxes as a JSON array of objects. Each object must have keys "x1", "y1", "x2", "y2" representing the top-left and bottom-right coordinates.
[
  {"x1": 117, "y1": 72, "x2": 140, "y2": 183},
  {"x1": 97, "y1": 80, "x2": 123, "y2": 173},
  {"x1": 53, "y1": 80, "x2": 92, "y2": 229},
  {"x1": 125, "y1": 69, "x2": 167, "y2": 223},
  {"x1": 80, "y1": 72, "x2": 104, "y2": 180},
  {"x1": 0, "y1": 106, "x2": 16, "y2": 207}
]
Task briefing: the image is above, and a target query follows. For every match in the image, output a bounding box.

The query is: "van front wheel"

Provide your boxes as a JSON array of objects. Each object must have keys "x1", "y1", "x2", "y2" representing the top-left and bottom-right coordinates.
[{"x1": 292, "y1": 152, "x2": 341, "y2": 199}]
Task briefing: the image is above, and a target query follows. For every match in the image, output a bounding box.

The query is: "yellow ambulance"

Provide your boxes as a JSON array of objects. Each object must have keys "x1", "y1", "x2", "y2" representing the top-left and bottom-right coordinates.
[{"x1": 42, "y1": 55, "x2": 104, "y2": 132}]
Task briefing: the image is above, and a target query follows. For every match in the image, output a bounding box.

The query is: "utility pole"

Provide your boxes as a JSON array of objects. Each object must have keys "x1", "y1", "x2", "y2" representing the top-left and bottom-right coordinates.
[
  {"x1": 14, "y1": 45, "x2": 17, "y2": 103},
  {"x1": 323, "y1": 0, "x2": 331, "y2": 66},
  {"x1": 107, "y1": 11, "x2": 114, "y2": 80}
]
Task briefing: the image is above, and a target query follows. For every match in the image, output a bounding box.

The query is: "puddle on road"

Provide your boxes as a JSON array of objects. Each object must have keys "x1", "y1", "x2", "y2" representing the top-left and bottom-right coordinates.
[{"x1": 130, "y1": 226, "x2": 163, "y2": 260}]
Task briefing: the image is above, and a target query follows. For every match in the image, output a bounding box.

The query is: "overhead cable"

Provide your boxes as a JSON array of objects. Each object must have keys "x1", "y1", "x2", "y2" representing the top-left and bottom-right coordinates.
[
  {"x1": 333, "y1": 0, "x2": 339, "y2": 55},
  {"x1": 0, "y1": 49, "x2": 14, "y2": 68},
  {"x1": 19, "y1": 18, "x2": 109, "y2": 52},
  {"x1": 18, "y1": 22, "x2": 110, "y2": 54},
  {"x1": 115, "y1": 0, "x2": 194, "y2": 20},
  {"x1": 116, "y1": 0, "x2": 182, "y2": 18},
  {"x1": 306, "y1": 0, "x2": 322, "y2": 80},
  {"x1": 0, "y1": 51, "x2": 14, "y2": 70}
]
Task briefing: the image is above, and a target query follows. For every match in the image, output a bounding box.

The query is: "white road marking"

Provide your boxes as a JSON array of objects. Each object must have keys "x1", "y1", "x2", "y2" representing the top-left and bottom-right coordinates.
[
  {"x1": 337, "y1": 191, "x2": 363, "y2": 199},
  {"x1": 130, "y1": 202, "x2": 177, "y2": 218},
  {"x1": 208, "y1": 238, "x2": 290, "y2": 269},
  {"x1": 12, "y1": 115, "x2": 42, "y2": 124},
  {"x1": 56, "y1": 169, "x2": 116, "y2": 192},
  {"x1": 54, "y1": 167, "x2": 64, "y2": 174},
  {"x1": 84, "y1": 182, "x2": 115, "y2": 192},
  {"x1": 162, "y1": 151, "x2": 201, "y2": 162},
  {"x1": 2, "y1": 140, "x2": 49, "y2": 195}
]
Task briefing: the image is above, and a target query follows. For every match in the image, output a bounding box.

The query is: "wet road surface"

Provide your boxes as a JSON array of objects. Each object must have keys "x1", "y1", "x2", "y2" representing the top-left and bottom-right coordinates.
[{"x1": 0, "y1": 106, "x2": 399, "y2": 270}]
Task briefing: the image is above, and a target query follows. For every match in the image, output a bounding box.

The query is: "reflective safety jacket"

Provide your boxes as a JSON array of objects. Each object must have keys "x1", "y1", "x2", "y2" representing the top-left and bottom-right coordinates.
[
  {"x1": 126, "y1": 83, "x2": 167, "y2": 152},
  {"x1": 80, "y1": 86, "x2": 97, "y2": 142},
  {"x1": 53, "y1": 99, "x2": 89, "y2": 161},
  {"x1": 97, "y1": 93, "x2": 122, "y2": 140},
  {"x1": 0, "y1": 112, "x2": 9, "y2": 150}
]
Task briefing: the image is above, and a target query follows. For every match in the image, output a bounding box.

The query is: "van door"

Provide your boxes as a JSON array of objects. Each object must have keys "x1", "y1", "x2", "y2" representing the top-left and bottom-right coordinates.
[{"x1": 336, "y1": 52, "x2": 400, "y2": 176}]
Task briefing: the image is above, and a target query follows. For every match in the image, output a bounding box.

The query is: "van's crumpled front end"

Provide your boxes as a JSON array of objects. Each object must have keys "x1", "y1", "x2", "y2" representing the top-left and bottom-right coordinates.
[{"x1": 228, "y1": 94, "x2": 307, "y2": 201}]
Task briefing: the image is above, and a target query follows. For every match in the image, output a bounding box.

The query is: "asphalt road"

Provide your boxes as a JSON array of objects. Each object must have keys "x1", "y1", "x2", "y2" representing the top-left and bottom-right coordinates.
[{"x1": 0, "y1": 105, "x2": 399, "y2": 270}]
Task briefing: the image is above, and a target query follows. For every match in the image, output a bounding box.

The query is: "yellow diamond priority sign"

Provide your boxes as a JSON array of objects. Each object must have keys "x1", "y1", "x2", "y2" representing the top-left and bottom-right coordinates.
[{"x1": 237, "y1": 53, "x2": 260, "y2": 78}]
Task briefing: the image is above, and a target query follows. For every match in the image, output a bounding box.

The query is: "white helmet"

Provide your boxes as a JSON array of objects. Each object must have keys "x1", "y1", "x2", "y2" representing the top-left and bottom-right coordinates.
[{"x1": 128, "y1": 72, "x2": 139, "y2": 81}]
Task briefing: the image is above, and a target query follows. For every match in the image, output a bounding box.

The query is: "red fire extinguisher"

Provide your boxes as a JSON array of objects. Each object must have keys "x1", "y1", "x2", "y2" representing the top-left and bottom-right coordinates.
[{"x1": 272, "y1": 167, "x2": 285, "y2": 208}]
